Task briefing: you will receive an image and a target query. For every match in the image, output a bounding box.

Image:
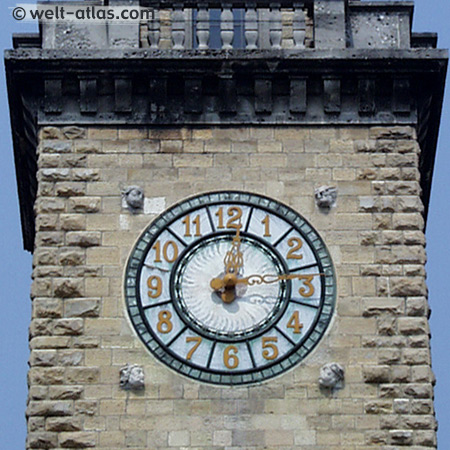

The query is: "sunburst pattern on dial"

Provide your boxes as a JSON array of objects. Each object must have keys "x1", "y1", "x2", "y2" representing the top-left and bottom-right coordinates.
[{"x1": 125, "y1": 191, "x2": 336, "y2": 385}]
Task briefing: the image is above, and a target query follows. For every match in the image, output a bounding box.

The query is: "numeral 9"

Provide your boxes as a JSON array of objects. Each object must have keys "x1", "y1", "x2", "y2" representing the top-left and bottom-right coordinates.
[{"x1": 147, "y1": 276, "x2": 162, "y2": 298}]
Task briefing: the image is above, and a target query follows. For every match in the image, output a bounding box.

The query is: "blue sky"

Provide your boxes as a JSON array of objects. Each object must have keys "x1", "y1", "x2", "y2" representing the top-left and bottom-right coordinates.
[{"x1": 0, "y1": 1, "x2": 448, "y2": 448}]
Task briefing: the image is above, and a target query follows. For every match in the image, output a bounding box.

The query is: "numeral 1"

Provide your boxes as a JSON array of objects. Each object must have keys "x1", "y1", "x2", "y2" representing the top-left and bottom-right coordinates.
[
  {"x1": 261, "y1": 215, "x2": 271, "y2": 237},
  {"x1": 182, "y1": 215, "x2": 201, "y2": 237}
]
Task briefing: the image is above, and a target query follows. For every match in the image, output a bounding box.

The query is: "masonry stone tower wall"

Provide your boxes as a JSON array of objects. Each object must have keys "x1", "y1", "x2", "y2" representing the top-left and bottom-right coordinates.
[{"x1": 5, "y1": 1, "x2": 447, "y2": 449}]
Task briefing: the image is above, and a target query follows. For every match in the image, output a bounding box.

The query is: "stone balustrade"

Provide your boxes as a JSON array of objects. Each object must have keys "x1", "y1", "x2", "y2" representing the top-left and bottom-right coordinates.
[{"x1": 140, "y1": 3, "x2": 310, "y2": 50}]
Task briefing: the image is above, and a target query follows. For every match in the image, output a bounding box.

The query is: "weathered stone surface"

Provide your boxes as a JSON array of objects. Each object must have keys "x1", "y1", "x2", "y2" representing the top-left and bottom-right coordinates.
[
  {"x1": 390, "y1": 430, "x2": 413, "y2": 445},
  {"x1": 63, "y1": 127, "x2": 87, "y2": 140},
  {"x1": 363, "y1": 298, "x2": 404, "y2": 317},
  {"x1": 55, "y1": 182, "x2": 86, "y2": 197},
  {"x1": 41, "y1": 127, "x2": 64, "y2": 140},
  {"x1": 46, "y1": 417, "x2": 83, "y2": 432},
  {"x1": 30, "y1": 350, "x2": 58, "y2": 367},
  {"x1": 71, "y1": 169, "x2": 100, "y2": 182},
  {"x1": 53, "y1": 319, "x2": 84, "y2": 336},
  {"x1": 66, "y1": 232, "x2": 101, "y2": 247},
  {"x1": 41, "y1": 168, "x2": 71, "y2": 182},
  {"x1": 27, "y1": 401, "x2": 73, "y2": 417},
  {"x1": 59, "y1": 432, "x2": 97, "y2": 448},
  {"x1": 66, "y1": 368, "x2": 100, "y2": 384},
  {"x1": 68, "y1": 197, "x2": 101, "y2": 213},
  {"x1": 363, "y1": 365, "x2": 391, "y2": 384},
  {"x1": 404, "y1": 384, "x2": 433, "y2": 399},
  {"x1": 59, "y1": 250, "x2": 84, "y2": 266},
  {"x1": 33, "y1": 298, "x2": 63, "y2": 318},
  {"x1": 49, "y1": 386, "x2": 84, "y2": 400},
  {"x1": 365, "y1": 401, "x2": 393, "y2": 414},
  {"x1": 390, "y1": 278, "x2": 427, "y2": 297},
  {"x1": 53, "y1": 279, "x2": 84, "y2": 298},
  {"x1": 28, "y1": 367, "x2": 65, "y2": 386},
  {"x1": 27, "y1": 432, "x2": 58, "y2": 449},
  {"x1": 65, "y1": 299, "x2": 100, "y2": 318}
]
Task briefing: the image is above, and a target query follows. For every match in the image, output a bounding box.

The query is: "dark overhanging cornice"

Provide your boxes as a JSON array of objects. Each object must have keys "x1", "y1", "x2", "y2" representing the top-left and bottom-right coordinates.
[{"x1": 5, "y1": 47, "x2": 448, "y2": 251}]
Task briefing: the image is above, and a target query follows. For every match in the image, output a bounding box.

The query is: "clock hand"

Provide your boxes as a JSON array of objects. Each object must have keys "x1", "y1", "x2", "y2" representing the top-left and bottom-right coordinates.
[
  {"x1": 223, "y1": 225, "x2": 243, "y2": 275},
  {"x1": 237, "y1": 273, "x2": 322, "y2": 286},
  {"x1": 210, "y1": 273, "x2": 323, "y2": 290},
  {"x1": 215, "y1": 225, "x2": 243, "y2": 304}
]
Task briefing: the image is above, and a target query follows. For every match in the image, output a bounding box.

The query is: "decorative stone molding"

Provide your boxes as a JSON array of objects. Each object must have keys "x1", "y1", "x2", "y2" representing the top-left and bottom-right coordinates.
[
  {"x1": 318, "y1": 362, "x2": 345, "y2": 389},
  {"x1": 315, "y1": 186, "x2": 337, "y2": 210},
  {"x1": 123, "y1": 186, "x2": 145, "y2": 212},
  {"x1": 119, "y1": 364, "x2": 145, "y2": 390}
]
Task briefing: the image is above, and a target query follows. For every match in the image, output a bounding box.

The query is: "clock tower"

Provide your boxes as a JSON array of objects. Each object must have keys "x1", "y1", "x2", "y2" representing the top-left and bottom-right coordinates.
[{"x1": 6, "y1": 0, "x2": 447, "y2": 448}]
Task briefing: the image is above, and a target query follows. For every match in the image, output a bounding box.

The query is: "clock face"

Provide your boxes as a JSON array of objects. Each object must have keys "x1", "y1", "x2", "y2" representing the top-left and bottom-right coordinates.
[{"x1": 125, "y1": 191, "x2": 336, "y2": 385}]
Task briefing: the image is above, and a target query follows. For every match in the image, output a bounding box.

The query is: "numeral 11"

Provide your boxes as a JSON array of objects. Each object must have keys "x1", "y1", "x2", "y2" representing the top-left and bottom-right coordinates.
[{"x1": 182, "y1": 215, "x2": 201, "y2": 237}]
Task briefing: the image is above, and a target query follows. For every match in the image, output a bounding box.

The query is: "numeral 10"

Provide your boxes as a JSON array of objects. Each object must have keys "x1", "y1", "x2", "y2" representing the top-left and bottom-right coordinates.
[{"x1": 152, "y1": 240, "x2": 179, "y2": 263}]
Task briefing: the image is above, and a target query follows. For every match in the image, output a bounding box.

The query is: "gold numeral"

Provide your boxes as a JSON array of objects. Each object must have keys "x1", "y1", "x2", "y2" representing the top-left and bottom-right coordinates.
[
  {"x1": 262, "y1": 337, "x2": 279, "y2": 360},
  {"x1": 157, "y1": 310, "x2": 173, "y2": 334},
  {"x1": 182, "y1": 215, "x2": 201, "y2": 237},
  {"x1": 287, "y1": 311, "x2": 303, "y2": 334},
  {"x1": 147, "y1": 276, "x2": 162, "y2": 298},
  {"x1": 215, "y1": 207, "x2": 243, "y2": 230},
  {"x1": 286, "y1": 237, "x2": 303, "y2": 260},
  {"x1": 299, "y1": 275, "x2": 314, "y2": 298},
  {"x1": 223, "y1": 345, "x2": 239, "y2": 369},
  {"x1": 262, "y1": 215, "x2": 271, "y2": 237},
  {"x1": 227, "y1": 207, "x2": 242, "y2": 229},
  {"x1": 186, "y1": 336, "x2": 202, "y2": 360},
  {"x1": 152, "y1": 240, "x2": 179, "y2": 263}
]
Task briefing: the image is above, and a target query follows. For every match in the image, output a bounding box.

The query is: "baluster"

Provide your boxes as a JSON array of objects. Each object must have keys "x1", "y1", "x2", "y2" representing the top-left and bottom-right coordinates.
[
  {"x1": 293, "y1": 3, "x2": 306, "y2": 49},
  {"x1": 148, "y1": 9, "x2": 160, "y2": 49},
  {"x1": 197, "y1": 4, "x2": 210, "y2": 50},
  {"x1": 245, "y1": 6, "x2": 258, "y2": 49},
  {"x1": 270, "y1": 3, "x2": 282, "y2": 50},
  {"x1": 172, "y1": 5, "x2": 186, "y2": 50},
  {"x1": 220, "y1": 5, "x2": 234, "y2": 50}
]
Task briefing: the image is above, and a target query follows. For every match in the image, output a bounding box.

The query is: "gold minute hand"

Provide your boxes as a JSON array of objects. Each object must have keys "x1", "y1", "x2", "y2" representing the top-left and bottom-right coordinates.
[
  {"x1": 210, "y1": 273, "x2": 323, "y2": 294},
  {"x1": 223, "y1": 225, "x2": 243, "y2": 275},
  {"x1": 237, "y1": 273, "x2": 322, "y2": 286}
]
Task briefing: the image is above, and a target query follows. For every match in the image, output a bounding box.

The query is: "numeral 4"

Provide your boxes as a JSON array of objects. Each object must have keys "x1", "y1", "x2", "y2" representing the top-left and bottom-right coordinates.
[{"x1": 287, "y1": 311, "x2": 303, "y2": 334}]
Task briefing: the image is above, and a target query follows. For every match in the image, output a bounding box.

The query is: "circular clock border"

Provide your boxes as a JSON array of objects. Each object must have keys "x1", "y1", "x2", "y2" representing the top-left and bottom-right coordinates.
[{"x1": 124, "y1": 191, "x2": 336, "y2": 385}]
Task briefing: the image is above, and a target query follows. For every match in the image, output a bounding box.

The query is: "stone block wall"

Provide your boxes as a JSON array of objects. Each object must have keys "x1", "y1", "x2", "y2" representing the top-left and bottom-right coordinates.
[{"x1": 27, "y1": 124, "x2": 436, "y2": 449}]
